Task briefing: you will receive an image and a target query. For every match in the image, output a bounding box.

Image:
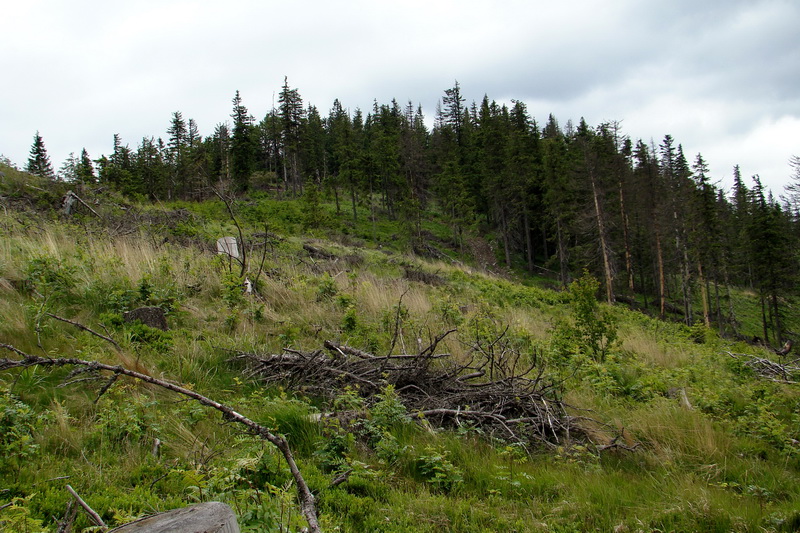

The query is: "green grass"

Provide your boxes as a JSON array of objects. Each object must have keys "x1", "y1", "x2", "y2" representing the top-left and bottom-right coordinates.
[{"x1": 2, "y1": 174, "x2": 800, "y2": 532}]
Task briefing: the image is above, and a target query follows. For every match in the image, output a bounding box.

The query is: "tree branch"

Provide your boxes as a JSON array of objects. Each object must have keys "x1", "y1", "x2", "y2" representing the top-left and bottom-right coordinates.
[
  {"x1": 46, "y1": 313, "x2": 121, "y2": 351},
  {"x1": 0, "y1": 344, "x2": 321, "y2": 533},
  {"x1": 66, "y1": 484, "x2": 106, "y2": 530}
]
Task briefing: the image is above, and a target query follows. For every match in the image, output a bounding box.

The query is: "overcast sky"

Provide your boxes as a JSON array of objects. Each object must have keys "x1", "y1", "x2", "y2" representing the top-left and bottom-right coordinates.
[{"x1": 2, "y1": 0, "x2": 798, "y2": 195}]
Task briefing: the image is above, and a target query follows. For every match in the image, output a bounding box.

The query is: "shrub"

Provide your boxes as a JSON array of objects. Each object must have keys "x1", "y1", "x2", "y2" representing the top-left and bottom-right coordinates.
[
  {"x1": 24, "y1": 255, "x2": 77, "y2": 302},
  {"x1": 415, "y1": 445, "x2": 464, "y2": 492},
  {"x1": 0, "y1": 388, "x2": 42, "y2": 480}
]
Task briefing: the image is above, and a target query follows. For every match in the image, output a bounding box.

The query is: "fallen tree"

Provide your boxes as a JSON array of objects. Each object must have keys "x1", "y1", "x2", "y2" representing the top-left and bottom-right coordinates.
[{"x1": 232, "y1": 330, "x2": 572, "y2": 448}]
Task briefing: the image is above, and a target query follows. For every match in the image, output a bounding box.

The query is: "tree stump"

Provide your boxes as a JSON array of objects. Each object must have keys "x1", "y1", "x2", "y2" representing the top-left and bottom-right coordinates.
[{"x1": 123, "y1": 306, "x2": 168, "y2": 331}]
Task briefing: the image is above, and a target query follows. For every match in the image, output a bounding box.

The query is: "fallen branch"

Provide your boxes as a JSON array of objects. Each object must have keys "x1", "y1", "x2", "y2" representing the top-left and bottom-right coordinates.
[
  {"x1": 46, "y1": 313, "x2": 122, "y2": 351},
  {"x1": 55, "y1": 498, "x2": 78, "y2": 533},
  {"x1": 66, "y1": 485, "x2": 106, "y2": 530},
  {"x1": 0, "y1": 344, "x2": 321, "y2": 533}
]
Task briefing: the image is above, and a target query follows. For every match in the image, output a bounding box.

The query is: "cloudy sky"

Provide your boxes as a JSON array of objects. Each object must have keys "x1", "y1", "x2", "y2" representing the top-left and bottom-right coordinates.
[{"x1": 2, "y1": 0, "x2": 798, "y2": 194}]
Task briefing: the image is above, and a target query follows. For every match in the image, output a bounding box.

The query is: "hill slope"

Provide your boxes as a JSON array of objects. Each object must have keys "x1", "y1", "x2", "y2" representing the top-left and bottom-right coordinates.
[{"x1": 2, "y1": 169, "x2": 800, "y2": 532}]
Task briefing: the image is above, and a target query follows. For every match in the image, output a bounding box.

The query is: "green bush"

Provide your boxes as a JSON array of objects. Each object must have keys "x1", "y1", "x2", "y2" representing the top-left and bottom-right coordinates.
[
  {"x1": 24, "y1": 255, "x2": 77, "y2": 302},
  {"x1": 0, "y1": 388, "x2": 42, "y2": 480},
  {"x1": 415, "y1": 445, "x2": 464, "y2": 493}
]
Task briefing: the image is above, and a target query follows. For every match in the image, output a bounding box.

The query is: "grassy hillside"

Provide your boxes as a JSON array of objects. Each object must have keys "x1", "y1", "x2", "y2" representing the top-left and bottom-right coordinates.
[{"x1": 2, "y1": 167, "x2": 800, "y2": 532}]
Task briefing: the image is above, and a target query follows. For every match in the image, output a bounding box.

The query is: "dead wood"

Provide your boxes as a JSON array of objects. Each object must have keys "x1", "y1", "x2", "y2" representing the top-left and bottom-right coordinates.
[
  {"x1": 303, "y1": 243, "x2": 337, "y2": 261},
  {"x1": 62, "y1": 191, "x2": 104, "y2": 220},
  {"x1": 66, "y1": 485, "x2": 106, "y2": 530},
  {"x1": 725, "y1": 351, "x2": 800, "y2": 383},
  {"x1": 47, "y1": 313, "x2": 122, "y2": 351},
  {"x1": 403, "y1": 267, "x2": 445, "y2": 286},
  {"x1": 232, "y1": 333, "x2": 571, "y2": 448},
  {"x1": 0, "y1": 344, "x2": 322, "y2": 533},
  {"x1": 212, "y1": 187, "x2": 248, "y2": 278}
]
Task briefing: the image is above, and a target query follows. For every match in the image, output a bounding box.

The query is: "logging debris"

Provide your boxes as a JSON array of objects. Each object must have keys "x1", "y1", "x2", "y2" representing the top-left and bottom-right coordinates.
[
  {"x1": 231, "y1": 334, "x2": 573, "y2": 448},
  {"x1": 725, "y1": 351, "x2": 800, "y2": 383}
]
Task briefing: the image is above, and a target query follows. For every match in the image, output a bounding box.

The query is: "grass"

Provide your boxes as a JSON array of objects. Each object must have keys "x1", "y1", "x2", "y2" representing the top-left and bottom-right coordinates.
[{"x1": 2, "y1": 174, "x2": 800, "y2": 531}]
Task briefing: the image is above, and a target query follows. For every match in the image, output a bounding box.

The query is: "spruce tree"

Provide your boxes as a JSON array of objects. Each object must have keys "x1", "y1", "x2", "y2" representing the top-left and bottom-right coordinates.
[
  {"x1": 230, "y1": 90, "x2": 256, "y2": 191},
  {"x1": 76, "y1": 148, "x2": 95, "y2": 183},
  {"x1": 167, "y1": 111, "x2": 188, "y2": 198},
  {"x1": 278, "y1": 77, "x2": 305, "y2": 196},
  {"x1": 782, "y1": 155, "x2": 800, "y2": 218},
  {"x1": 26, "y1": 132, "x2": 55, "y2": 179}
]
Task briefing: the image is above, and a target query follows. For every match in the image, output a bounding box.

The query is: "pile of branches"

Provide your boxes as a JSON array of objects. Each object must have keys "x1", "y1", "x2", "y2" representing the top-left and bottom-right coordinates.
[
  {"x1": 726, "y1": 351, "x2": 800, "y2": 383},
  {"x1": 232, "y1": 330, "x2": 571, "y2": 448}
]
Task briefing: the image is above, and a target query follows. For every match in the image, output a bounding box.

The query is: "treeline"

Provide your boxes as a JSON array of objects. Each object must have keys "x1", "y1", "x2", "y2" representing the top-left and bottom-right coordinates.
[{"x1": 23, "y1": 80, "x2": 800, "y2": 346}]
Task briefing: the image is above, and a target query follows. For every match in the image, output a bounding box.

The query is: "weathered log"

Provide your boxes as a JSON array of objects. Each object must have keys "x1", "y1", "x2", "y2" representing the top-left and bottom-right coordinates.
[{"x1": 108, "y1": 502, "x2": 239, "y2": 533}]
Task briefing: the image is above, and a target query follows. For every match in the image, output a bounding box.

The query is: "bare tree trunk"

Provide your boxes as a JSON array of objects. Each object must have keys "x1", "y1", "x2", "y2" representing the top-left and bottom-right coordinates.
[
  {"x1": 349, "y1": 174, "x2": 358, "y2": 222},
  {"x1": 697, "y1": 261, "x2": 711, "y2": 327},
  {"x1": 556, "y1": 218, "x2": 569, "y2": 288},
  {"x1": 655, "y1": 228, "x2": 666, "y2": 319},
  {"x1": 618, "y1": 179, "x2": 634, "y2": 292},
  {"x1": 722, "y1": 261, "x2": 738, "y2": 337},
  {"x1": 501, "y1": 206, "x2": 512, "y2": 269},
  {"x1": 589, "y1": 170, "x2": 614, "y2": 304},
  {"x1": 524, "y1": 208, "x2": 534, "y2": 273}
]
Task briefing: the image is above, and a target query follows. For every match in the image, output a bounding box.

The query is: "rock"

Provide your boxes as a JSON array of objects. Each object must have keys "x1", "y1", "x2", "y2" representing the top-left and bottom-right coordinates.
[
  {"x1": 108, "y1": 502, "x2": 239, "y2": 532},
  {"x1": 123, "y1": 306, "x2": 168, "y2": 331}
]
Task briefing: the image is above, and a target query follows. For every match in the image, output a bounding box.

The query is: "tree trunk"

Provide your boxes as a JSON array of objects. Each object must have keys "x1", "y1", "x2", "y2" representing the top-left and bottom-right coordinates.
[
  {"x1": 589, "y1": 169, "x2": 614, "y2": 304},
  {"x1": 501, "y1": 205, "x2": 512, "y2": 269},
  {"x1": 556, "y1": 218, "x2": 569, "y2": 288},
  {"x1": 349, "y1": 175, "x2": 358, "y2": 222},
  {"x1": 655, "y1": 228, "x2": 666, "y2": 319},
  {"x1": 697, "y1": 261, "x2": 711, "y2": 327},
  {"x1": 618, "y1": 178, "x2": 634, "y2": 292},
  {"x1": 524, "y1": 208, "x2": 534, "y2": 273}
]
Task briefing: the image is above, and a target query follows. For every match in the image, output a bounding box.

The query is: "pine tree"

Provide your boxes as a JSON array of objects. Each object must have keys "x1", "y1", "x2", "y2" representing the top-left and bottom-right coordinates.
[
  {"x1": 507, "y1": 100, "x2": 542, "y2": 272},
  {"x1": 747, "y1": 177, "x2": 796, "y2": 345},
  {"x1": 540, "y1": 122, "x2": 573, "y2": 288},
  {"x1": 57, "y1": 152, "x2": 79, "y2": 182},
  {"x1": 230, "y1": 90, "x2": 256, "y2": 191},
  {"x1": 97, "y1": 134, "x2": 134, "y2": 192},
  {"x1": 166, "y1": 111, "x2": 188, "y2": 198},
  {"x1": 278, "y1": 77, "x2": 305, "y2": 196},
  {"x1": 209, "y1": 122, "x2": 231, "y2": 182},
  {"x1": 26, "y1": 132, "x2": 55, "y2": 179},
  {"x1": 301, "y1": 104, "x2": 326, "y2": 187},
  {"x1": 689, "y1": 153, "x2": 720, "y2": 327},
  {"x1": 398, "y1": 101, "x2": 431, "y2": 241},
  {"x1": 135, "y1": 137, "x2": 167, "y2": 199},
  {"x1": 327, "y1": 99, "x2": 357, "y2": 220},
  {"x1": 76, "y1": 148, "x2": 95, "y2": 183},
  {"x1": 782, "y1": 155, "x2": 800, "y2": 218}
]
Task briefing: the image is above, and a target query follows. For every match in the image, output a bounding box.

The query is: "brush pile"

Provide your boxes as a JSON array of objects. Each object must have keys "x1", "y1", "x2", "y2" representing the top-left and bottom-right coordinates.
[
  {"x1": 725, "y1": 351, "x2": 800, "y2": 383},
  {"x1": 232, "y1": 331, "x2": 572, "y2": 447}
]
